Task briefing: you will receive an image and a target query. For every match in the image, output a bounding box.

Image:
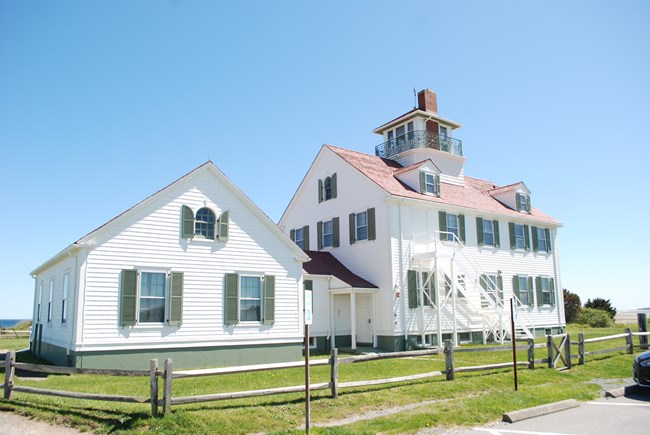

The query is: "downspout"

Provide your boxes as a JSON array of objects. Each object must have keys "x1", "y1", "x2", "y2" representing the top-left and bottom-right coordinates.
[{"x1": 397, "y1": 201, "x2": 407, "y2": 346}]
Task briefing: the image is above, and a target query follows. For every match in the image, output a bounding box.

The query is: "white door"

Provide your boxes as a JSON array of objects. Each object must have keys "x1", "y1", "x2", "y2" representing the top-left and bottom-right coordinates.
[{"x1": 356, "y1": 294, "x2": 373, "y2": 345}]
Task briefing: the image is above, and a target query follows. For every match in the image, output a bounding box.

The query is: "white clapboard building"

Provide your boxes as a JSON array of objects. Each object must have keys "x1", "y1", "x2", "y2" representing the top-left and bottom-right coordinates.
[
  {"x1": 281, "y1": 90, "x2": 564, "y2": 352},
  {"x1": 30, "y1": 162, "x2": 309, "y2": 369}
]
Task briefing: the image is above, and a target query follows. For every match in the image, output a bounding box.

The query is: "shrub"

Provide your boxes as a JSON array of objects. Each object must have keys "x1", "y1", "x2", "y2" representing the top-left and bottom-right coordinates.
[
  {"x1": 563, "y1": 289, "x2": 581, "y2": 323},
  {"x1": 584, "y1": 298, "x2": 616, "y2": 319},
  {"x1": 576, "y1": 307, "x2": 614, "y2": 327}
]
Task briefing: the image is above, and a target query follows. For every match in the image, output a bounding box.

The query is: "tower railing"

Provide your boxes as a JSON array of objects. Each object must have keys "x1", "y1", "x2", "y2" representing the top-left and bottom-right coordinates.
[{"x1": 375, "y1": 130, "x2": 463, "y2": 159}]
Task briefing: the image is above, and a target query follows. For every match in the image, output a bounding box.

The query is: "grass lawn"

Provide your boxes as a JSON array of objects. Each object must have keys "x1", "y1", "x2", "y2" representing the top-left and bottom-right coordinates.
[
  {"x1": 0, "y1": 324, "x2": 640, "y2": 434},
  {"x1": 0, "y1": 338, "x2": 29, "y2": 351}
]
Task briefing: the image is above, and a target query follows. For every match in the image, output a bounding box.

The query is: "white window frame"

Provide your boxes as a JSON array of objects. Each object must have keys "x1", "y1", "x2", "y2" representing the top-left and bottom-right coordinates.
[
  {"x1": 47, "y1": 279, "x2": 54, "y2": 323},
  {"x1": 356, "y1": 211, "x2": 368, "y2": 241},
  {"x1": 137, "y1": 270, "x2": 168, "y2": 324},
  {"x1": 294, "y1": 227, "x2": 304, "y2": 249},
  {"x1": 536, "y1": 227, "x2": 548, "y2": 252},
  {"x1": 483, "y1": 220, "x2": 495, "y2": 246},
  {"x1": 61, "y1": 273, "x2": 69, "y2": 324},
  {"x1": 539, "y1": 277, "x2": 551, "y2": 306},
  {"x1": 239, "y1": 274, "x2": 263, "y2": 323},
  {"x1": 446, "y1": 214, "x2": 459, "y2": 241},
  {"x1": 514, "y1": 224, "x2": 526, "y2": 250},
  {"x1": 425, "y1": 173, "x2": 437, "y2": 194},
  {"x1": 517, "y1": 276, "x2": 530, "y2": 306},
  {"x1": 323, "y1": 220, "x2": 333, "y2": 247}
]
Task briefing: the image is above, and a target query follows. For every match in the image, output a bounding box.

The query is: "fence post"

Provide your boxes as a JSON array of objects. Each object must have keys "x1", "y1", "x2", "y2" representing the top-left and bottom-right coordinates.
[
  {"x1": 4, "y1": 351, "x2": 15, "y2": 400},
  {"x1": 163, "y1": 358, "x2": 172, "y2": 415},
  {"x1": 565, "y1": 333, "x2": 572, "y2": 369},
  {"x1": 578, "y1": 333, "x2": 585, "y2": 365},
  {"x1": 546, "y1": 335, "x2": 554, "y2": 368},
  {"x1": 625, "y1": 328, "x2": 633, "y2": 354},
  {"x1": 638, "y1": 313, "x2": 648, "y2": 350},
  {"x1": 330, "y1": 348, "x2": 338, "y2": 399},
  {"x1": 527, "y1": 338, "x2": 535, "y2": 369},
  {"x1": 149, "y1": 359, "x2": 159, "y2": 417},
  {"x1": 444, "y1": 340, "x2": 454, "y2": 381}
]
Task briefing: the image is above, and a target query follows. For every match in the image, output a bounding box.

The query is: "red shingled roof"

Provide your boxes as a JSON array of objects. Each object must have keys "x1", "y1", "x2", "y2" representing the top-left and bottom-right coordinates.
[
  {"x1": 303, "y1": 251, "x2": 377, "y2": 289},
  {"x1": 325, "y1": 145, "x2": 560, "y2": 225}
]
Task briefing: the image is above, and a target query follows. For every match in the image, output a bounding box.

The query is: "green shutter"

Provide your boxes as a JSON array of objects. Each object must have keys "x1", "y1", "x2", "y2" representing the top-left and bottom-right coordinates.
[
  {"x1": 515, "y1": 193, "x2": 522, "y2": 211},
  {"x1": 509, "y1": 222, "x2": 516, "y2": 249},
  {"x1": 535, "y1": 277, "x2": 542, "y2": 307},
  {"x1": 331, "y1": 173, "x2": 337, "y2": 199},
  {"x1": 317, "y1": 221, "x2": 323, "y2": 250},
  {"x1": 182, "y1": 205, "x2": 195, "y2": 239},
  {"x1": 550, "y1": 278, "x2": 556, "y2": 306},
  {"x1": 120, "y1": 270, "x2": 138, "y2": 327},
  {"x1": 333, "y1": 217, "x2": 340, "y2": 247},
  {"x1": 524, "y1": 225, "x2": 530, "y2": 250},
  {"x1": 304, "y1": 279, "x2": 313, "y2": 291},
  {"x1": 168, "y1": 272, "x2": 183, "y2": 326},
  {"x1": 512, "y1": 275, "x2": 520, "y2": 300},
  {"x1": 494, "y1": 220, "x2": 500, "y2": 248},
  {"x1": 545, "y1": 228, "x2": 551, "y2": 252},
  {"x1": 532, "y1": 226, "x2": 539, "y2": 252},
  {"x1": 526, "y1": 196, "x2": 531, "y2": 213},
  {"x1": 407, "y1": 270, "x2": 418, "y2": 309},
  {"x1": 224, "y1": 273, "x2": 239, "y2": 325},
  {"x1": 476, "y1": 217, "x2": 484, "y2": 246},
  {"x1": 439, "y1": 211, "x2": 447, "y2": 238},
  {"x1": 527, "y1": 277, "x2": 534, "y2": 306},
  {"x1": 349, "y1": 213, "x2": 356, "y2": 244},
  {"x1": 303, "y1": 225, "x2": 310, "y2": 251},
  {"x1": 367, "y1": 208, "x2": 376, "y2": 240},
  {"x1": 218, "y1": 210, "x2": 229, "y2": 242},
  {"x1": 459, "y1": 214, "x2": 466, "y2": 243},
  {"x1": 434, "y1": 175, "x2": 440, "y2": 196},
  {"x1": 290, "y1": 229, "x2": 295, "y2": 242},
  {"x1": 263, "y1": 275, "x2": 275, "y2": 325},
  {"x1": 318, "y1": 179, "x2": 323, "y2": 203},
  {"x1": 419, "y1": 172, "x2": 426, "y2": 193}
]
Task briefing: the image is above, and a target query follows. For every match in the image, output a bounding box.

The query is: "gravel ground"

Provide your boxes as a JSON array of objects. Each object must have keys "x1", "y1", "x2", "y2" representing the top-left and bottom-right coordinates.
[{"x1": 0, "y1": 412, "x2": 81, "y2": 435}]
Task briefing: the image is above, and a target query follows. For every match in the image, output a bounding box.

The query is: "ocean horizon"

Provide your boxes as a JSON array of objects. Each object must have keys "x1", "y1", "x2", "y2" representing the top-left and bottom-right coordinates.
[{"x1": 0, "y1": 319, "x2": 29, "y2": 328}]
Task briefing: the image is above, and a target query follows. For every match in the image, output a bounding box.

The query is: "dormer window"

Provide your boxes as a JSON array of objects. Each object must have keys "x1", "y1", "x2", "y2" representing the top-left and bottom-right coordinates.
[
  {"x1": 419, "y1": 171, "x2": 440, "y2": 196},
  {"x1": 516, "y1": 193, "x2": 531, "y2": 213}
]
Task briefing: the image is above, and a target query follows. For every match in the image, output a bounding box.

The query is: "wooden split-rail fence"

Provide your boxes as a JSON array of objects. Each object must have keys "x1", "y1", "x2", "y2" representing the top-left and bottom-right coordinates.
[{"x1": 2, "y1": 329, "x2": 650, "y2": 417}]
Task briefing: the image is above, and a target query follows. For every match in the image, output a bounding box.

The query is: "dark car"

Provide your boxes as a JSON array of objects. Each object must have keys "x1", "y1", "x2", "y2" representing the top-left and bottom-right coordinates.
[{"x1": 633, "y1": 350, "x2": 650, "y2": 387}]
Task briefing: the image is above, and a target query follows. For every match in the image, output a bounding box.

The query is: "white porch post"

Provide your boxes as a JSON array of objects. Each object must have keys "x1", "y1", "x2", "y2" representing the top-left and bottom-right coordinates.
[
  {"x1": 350, "y1": 291, "x2": 357, "y2": 350},
  {"x1": 372, "y1": 291, "x2": 378, "y2": 347},
  {"x1": 330, "y1": 292, "x2": 336, "y2": 349}
]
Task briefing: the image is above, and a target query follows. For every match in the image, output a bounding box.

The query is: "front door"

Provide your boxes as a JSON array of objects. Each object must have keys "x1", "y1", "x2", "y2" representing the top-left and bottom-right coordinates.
[{"x1": 356, "y1": 294, "x2": 373, "y2": 345}]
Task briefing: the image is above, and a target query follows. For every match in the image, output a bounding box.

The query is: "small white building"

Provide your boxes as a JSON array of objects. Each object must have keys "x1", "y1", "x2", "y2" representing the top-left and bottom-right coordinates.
[
  {"x1": 281, "y1": 90, "x2": 564, "y2": 351},
  {"x1": 30, "y1": 162, "x2": 309, "y2": 369}
]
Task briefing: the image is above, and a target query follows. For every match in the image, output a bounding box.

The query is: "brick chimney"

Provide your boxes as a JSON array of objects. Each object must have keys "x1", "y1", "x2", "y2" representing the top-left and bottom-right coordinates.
[{"x1": 417, "y1": 89, "x2": 438, "y2": 113}]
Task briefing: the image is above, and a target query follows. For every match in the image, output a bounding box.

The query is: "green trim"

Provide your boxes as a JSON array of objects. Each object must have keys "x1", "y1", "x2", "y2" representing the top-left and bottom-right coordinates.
[
  {"x1": 167, "y1": 272, "x2": 183, "y2": 326},
  {"x1": 181, "y1": 205, "x2": 195, "y2": 239},
  {"x1": 349, "y1": 213, "x2": 356, "y2": 244},
  {"x1": 367, "y1": 208, "x2": 376, "y2": 241},
  {"x1": 263, "y1": 275, "x2": 275, "y2": 325},
  {"x1": 119, "y1": 270, "x2": 137, "y2": 327},
  {"x1": 303, "y1": 225, "x2": 310, "y2": 250},
  {"x1": 217, "y1": 210, "x2": 229, "y2": 242}
]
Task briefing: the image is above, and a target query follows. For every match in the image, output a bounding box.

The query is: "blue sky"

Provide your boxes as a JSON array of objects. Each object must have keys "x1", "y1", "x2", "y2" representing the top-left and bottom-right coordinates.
[{"x1": 1, "y1": 1, "x2": 648, "y2": 319}]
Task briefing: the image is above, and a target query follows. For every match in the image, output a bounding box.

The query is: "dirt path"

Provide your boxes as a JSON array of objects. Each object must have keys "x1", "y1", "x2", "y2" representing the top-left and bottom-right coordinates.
[{"x1": 0, "y1": 411, "x2": 81, "y2": 435}]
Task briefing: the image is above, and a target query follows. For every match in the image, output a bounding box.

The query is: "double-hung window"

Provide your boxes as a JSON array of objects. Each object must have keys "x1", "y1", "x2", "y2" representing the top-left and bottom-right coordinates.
[
  {"x1": 439, "y1": 212, "x2": 465, "y2": 243},
  {"x1": 513, "y1": 275, "x2": 534, "y2": 307},
  {"x1": 47, "y1": 279, "x2": 54, "y2": 323},
  {"x1": 224, "y1": 273, "x2": 275, "y2": 325},
  {"x1": 61, "y1": 273, "x2": 69, "y2": 324},
  {"x1": 355, "y1": 211, "x2": 368, "y2": 241},
  {"x1": 419, "y1": 172, "x2": 440, "y2": 196},
  {"x1": 317, "y1": 217, "x2": 339, "y2": 249},
  {"x1": 532, "y1": 226, "x2": 551, "y2": 253},
  {"x1": 509, "y1": 223, "x2": 530, "y2": 250},
  {"x1": 290, "y1": 225, "x2": 310, "y2": 250},
  {"x1": 535, "y1": 276, "x2": 555, "y2": 306},
  {"x1": 349, "y1": 209, "x2": 375, "y2": 244},
  {"x1": 477, "y1": 218, "x2": 500, "y2": 247},
  {"x1": 516, "y1": 193, "x2": 531, "y2": 213},
  {"x1": 119, "y1": 270, "x2": 184, "y2": 327}
]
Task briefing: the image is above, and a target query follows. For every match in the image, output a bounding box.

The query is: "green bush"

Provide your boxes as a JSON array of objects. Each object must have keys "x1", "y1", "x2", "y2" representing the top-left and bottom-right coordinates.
[{"x1": 576, "y1": 307, "x2": 614, "y2": 327}]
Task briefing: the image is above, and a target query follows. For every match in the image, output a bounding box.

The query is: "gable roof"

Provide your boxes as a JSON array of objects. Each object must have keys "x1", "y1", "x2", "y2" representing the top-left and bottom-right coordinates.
[
  {"x1": 325, "y1": 145, "x2": 560, "y2": 225},
  {"x1": 303, "y1": 251, "x2": 377, "y2": 289},
  {"x1": 32, "y1": 161, "x2": 309, "y2": 275}
]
